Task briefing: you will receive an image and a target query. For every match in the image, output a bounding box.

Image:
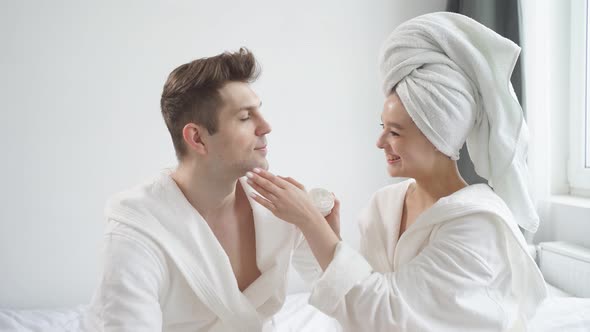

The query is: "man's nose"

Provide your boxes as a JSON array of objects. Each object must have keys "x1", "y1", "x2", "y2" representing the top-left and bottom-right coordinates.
[{"x1": 256, "y1": 117, "x2": 272, "y2": 136}]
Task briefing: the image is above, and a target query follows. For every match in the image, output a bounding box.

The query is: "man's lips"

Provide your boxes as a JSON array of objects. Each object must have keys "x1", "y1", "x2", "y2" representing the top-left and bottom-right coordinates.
[{"x1": 254, "y1": 145, "x2": 267, "y2": 150}]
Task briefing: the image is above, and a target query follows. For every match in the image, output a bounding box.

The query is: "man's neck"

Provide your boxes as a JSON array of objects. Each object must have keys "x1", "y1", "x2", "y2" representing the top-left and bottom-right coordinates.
[{"x1": 171, "y1": 162, "x2": 241, "y2": 221}]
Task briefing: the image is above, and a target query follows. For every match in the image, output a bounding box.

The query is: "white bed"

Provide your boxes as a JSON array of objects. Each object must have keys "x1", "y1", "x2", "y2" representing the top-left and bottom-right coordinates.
[
  {"x1": 2, "y1": 241, "x2": 589, "y2": 332},
  {"x1": 0, "y1": 305, "x2": 86, "y2": 332}
]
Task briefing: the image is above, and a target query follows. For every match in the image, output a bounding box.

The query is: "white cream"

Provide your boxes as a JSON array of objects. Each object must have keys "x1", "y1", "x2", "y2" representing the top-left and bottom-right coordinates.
[{"x1": 308, "y1": 188, "x2": 335, "y2": 217}]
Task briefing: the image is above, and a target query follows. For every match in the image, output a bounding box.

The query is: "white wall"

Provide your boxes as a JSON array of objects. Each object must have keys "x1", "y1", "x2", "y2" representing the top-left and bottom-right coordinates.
[{"x1": 0, "y1": 0, "x2": 447, "y2": 308}]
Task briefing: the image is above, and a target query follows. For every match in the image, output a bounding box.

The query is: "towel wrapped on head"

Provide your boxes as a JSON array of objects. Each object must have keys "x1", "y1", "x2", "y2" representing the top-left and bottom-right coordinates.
[{"x1": 379, "y1": 12, "x2": 539, "y2": 233}]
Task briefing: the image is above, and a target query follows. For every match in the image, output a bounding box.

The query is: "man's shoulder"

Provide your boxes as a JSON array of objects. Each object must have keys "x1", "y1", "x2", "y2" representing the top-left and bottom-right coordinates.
[
  {"x1": 107, "y1": 171, "x2": 169, "y2": 207},
  {"x1": 103, "y1": 220, "x2": 169, "y2": 273},
  {"x1": 104, "y1": 170, "x2": 178, "y2": 223}
]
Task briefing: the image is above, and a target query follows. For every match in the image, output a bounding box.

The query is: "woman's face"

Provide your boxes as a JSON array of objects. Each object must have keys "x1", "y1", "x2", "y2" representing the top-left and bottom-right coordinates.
[{"x1": 376, "y1": 92, "x2": 440, "y2": 179}]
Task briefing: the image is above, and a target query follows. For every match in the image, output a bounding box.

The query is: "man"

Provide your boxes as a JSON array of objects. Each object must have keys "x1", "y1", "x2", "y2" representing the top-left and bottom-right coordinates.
[{"x1": 83, "y1": 48, "x2": 324, "y2": 331}]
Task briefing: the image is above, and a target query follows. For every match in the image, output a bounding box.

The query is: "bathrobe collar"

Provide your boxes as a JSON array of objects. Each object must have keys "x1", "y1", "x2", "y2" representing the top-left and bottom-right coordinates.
[
  {"x1": 104, "y1": 170, "x2": 296, "y2": 331},
  {"x1": 373, "y1": 179, "x2": 530, "y2": 270}
]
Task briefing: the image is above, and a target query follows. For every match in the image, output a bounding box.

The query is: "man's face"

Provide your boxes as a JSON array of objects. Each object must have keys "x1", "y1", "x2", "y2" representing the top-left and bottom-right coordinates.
[{"x1": 204, "y1": 81, "x2": 271, "y2": 177}]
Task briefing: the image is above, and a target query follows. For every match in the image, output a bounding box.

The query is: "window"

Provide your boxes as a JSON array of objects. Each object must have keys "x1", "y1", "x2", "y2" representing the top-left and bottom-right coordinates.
[
  {"x1": 568, "y1": 0, "x2": 590, "y2": 195},
  {"x1": 587, "y1": 1, "x2": 590, "y2": 169}
]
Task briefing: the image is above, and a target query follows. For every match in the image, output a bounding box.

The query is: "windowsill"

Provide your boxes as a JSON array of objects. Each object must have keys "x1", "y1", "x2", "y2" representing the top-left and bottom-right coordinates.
[
  {"x1": 540, "y1": 194, "x2": 590, "y2": 249},
  {"x1": 550, "y1": 194, "x2": 590, "y2": 209}
]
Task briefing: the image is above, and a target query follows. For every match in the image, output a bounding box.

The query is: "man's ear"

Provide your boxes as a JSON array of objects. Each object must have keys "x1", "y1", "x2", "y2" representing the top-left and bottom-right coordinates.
[{"x1": 182, "y1": 123, "x2": 207, "y2": 155}]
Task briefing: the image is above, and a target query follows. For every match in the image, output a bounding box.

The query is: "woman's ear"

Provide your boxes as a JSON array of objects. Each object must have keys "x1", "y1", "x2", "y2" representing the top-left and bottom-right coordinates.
[{"x1": 182, "y1": 123, "x2": 207, "y2": 156}]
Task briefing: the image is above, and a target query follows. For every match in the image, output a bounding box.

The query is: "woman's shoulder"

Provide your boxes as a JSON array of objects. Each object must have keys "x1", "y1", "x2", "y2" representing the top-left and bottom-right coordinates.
[
  {"x1": 447, "y1": 183, "x2": 503, "y2": 205},
  {"x1": 358, "y1": 179, "x2": 413, "y2": 228},
  {"x1": 372, "y1": 178, "x2": 415, "y2": 201},
  {"x1": 436, "y1": 210, "x2": 503, "y2": 237},
  {"x1": 443, "y1": 183, "x2": 514, "y2": 220},
  {"x1": 430, "y1": 184, "x2": 512, "y2": 229}
]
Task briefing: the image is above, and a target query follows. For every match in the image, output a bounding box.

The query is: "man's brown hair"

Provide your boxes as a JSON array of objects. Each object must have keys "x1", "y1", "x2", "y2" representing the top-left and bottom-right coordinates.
[{"x1": 160, "y1": 48, "x2": 260, "y2": 159}]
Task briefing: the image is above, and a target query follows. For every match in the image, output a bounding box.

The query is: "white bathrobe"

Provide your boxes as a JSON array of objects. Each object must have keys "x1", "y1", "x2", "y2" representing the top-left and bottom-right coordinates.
[
  {"x1": 309, "y1": 179, "x2": 547, "y2": 332},
  {"x1": 83, "y1": 170, "x2": 321, "y2": 332}
]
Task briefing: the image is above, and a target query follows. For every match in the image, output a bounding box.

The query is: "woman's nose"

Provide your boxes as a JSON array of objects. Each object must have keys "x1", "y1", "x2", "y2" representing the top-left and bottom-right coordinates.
[{"x1": 376, "y1": 133, "x2": 385, "y2": 149}]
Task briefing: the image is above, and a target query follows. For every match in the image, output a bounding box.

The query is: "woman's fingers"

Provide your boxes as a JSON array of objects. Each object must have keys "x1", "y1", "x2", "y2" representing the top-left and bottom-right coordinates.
[
  {"x1": 250, "y1": 192, "x2": 276, "y2": 211},
  {"x1": 326, "y1": 196, "x2": 340, "y2": 217},
  {"x1": 246, "y1": 178, "x2": 278, "y2": 202},
  {"x1": 332, "y1": 199, "x2": 340, "y2": 213},
  {"x1": 247, "y1": 170, "x2": 283, "y2": 196},
  {"x1": 325, "y1": 194, "x2": 341, "y2": 239},
  {"x1": 278, "y1": 176, "x2": 306, "y2": 190},
  {"x1": 252, "y1": 168, "x2": 290, "y2": 188}
]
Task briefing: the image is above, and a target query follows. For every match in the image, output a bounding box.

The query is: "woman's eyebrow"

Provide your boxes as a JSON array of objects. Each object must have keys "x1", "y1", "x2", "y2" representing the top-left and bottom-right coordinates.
[{"x1": 384, "y1": 121, "x2": 404, "y2": 130}]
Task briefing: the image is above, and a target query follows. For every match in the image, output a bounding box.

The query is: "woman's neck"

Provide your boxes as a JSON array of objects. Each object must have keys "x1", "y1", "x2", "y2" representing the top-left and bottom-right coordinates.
[{"x1": 410, "y1": 162, "x2": 468, "y2": 205}]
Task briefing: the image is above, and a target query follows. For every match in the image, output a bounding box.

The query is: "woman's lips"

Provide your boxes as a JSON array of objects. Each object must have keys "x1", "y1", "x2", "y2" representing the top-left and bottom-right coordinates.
[{"x1": 387, "y1": 155, "x2": 401, "y2": 164}]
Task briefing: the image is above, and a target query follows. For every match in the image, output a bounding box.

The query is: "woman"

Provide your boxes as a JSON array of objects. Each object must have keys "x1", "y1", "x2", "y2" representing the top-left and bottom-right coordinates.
[{"x1": 247, "y1": 12, "x2": 546, "y2": 331}]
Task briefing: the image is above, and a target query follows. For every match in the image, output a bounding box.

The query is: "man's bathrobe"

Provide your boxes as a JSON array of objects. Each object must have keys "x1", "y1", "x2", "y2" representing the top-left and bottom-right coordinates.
[
  {"x1": 309, "y1": 179, "x2": 547, "y2": 332},
  {"x1": 83, "y1": 170, "x2": 321, "y2": 332}
]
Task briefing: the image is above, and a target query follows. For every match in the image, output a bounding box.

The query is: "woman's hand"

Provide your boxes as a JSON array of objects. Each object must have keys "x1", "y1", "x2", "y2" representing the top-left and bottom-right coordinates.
[
  {"x1": 325, "y1": 198, "x2": 341, "y2": 240},
  {"x1": 278, "y1": 175, "x2": 341, "y2": 239},
  {"x1": 246, "y1": 168, "x2": 342, "y2": 270},
  {"x1": 246, "y1": 168, "x2": 323, "y2": 227}
]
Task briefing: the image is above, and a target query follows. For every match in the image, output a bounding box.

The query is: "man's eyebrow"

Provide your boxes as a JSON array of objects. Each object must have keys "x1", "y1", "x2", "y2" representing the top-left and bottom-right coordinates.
[{"x1": 239, "y1": 100, "x2": 262, "y2": 111}]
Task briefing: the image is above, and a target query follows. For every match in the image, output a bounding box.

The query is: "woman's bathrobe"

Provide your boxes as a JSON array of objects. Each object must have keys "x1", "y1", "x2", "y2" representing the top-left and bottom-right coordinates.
[
  {"x1": 83, "y1": 170, "x2": 321, "y2": 332},
  {"x1": 309, "y1": 179, "x2": 547, "y2": 332}
]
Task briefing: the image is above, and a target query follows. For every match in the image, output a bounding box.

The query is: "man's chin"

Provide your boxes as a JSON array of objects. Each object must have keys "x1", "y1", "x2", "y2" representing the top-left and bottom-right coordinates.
[
  {"x1": 256, "y1": 159, "x2": 269, "y2": 171},
  {"x1": 240, "y1": 159, "x2": 269, "y2": 175}
]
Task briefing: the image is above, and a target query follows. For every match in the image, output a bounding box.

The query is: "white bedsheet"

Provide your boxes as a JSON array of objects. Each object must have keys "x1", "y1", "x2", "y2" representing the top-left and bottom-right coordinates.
[
  {"x1": 530, "y1": 297, "x2": 590, "y2": 332},
  {"x1": 0, "y1": 305, "x2": 85, "y2": 332},
  {"x1": 1, "y1": 292, "x2": 589, "y2": 331}
]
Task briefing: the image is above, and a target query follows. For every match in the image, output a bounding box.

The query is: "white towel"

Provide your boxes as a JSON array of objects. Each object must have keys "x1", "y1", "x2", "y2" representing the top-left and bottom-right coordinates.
[{"x1": 379, "y1": 12, "x2": 539, "y2": 233}]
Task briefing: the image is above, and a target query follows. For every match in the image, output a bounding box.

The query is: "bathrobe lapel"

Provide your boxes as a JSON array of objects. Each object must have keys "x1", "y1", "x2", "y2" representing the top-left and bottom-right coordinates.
[
  {"x1": 105, "y1": 173, "x2": 296, "y2": 331},
  {"x1": 377, "y1": 182, "x2": 546, "y2": 321},
  {"x1": 361, "y1": 179, "x2": 413, "y2": 272}
]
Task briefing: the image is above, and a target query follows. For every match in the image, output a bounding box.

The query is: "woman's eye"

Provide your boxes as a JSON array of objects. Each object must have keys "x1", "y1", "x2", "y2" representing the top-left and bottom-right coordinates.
[
  {"x1": 240, "y1": 116, "x2": 251, "y2": 121},
  {"x1": 380, "y1": 123, "x2": 398, "y2": 136}
]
